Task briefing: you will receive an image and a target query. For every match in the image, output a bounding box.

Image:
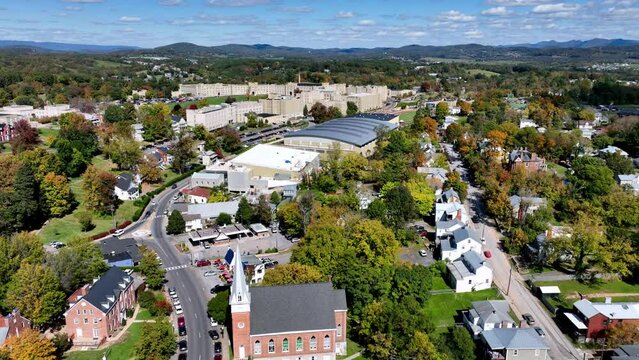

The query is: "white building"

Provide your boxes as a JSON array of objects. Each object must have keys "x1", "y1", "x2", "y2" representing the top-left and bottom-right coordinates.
[
  {"x1": 519, "y1": 119, "x2": 538, "y2": 129},
  {"x1": 463, "y1": 300, "x2": 517, "y2": 339},
  {"x1": 185, "y1": 101, "x2": 263, "y2": 131},
  {"x1": 114, "y1": 173, "x2": 140, "y2": 201},
  {"x1": 435, "y1": 202, "x2": 469, "y2": 224},
  {"x1": 132, "y1": 123, "x2": 144, "y2": 142},
  {"x1": 440, "y1": 227, "x2": 482, "y2": 262},
  {"x1": 181, "y1": 187, "x2": 211, "y2": 204},
  {"x1": 617, "y1": 174, "x2": 639, "y2": 194},
  {"x1": 599, "y1": 145, "x2": 629, "y2": 157},
  {"x1": 448, "y1": 251, "x2": 493, "y2": 293},
  {"x1": 436, "y1": 219, "x2": 465, "y2": 237},
  {"x1": 191, "y1": 171, "x2": 225, "y2": 188}
]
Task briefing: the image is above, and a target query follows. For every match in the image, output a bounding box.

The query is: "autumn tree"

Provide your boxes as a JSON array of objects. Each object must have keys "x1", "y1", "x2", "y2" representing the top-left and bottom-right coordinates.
[
  {"x1": 134, "y1": 320, "x2": 176, "y2": 360},
  {"x1": 40, "y1": 172, "x2": 73, "y2": 217},
  {"x1": 170, "y1": 133, "x2": 196, "y2": 174},
  {"x1": 9, "y1": 119, "x2": 39, "y2": 154},
  {"x1": 17, "y1": 148, "x2": 63, "y2": 182},
  {"x1": 105, "y1": 137, "x2": 142, "y2": 170},
  {"x1": 457, "y1": 100, "x2": 472, "y2": 116},
  {"x1": 407, "y1": 331, "x2": 442, "y2": 360},
  {"x1": 405, "y1": 177, "x2": 435, "y2": 217},
  {"x1": 262, "y1": 263, "x2": 325, "y2": 286},
  {"x1": 435, "y1": 102, "x2": 449, "y2": 120},
  {"x1": 607, "y1": 322, "x2": 639, "y2": 348},
  {"x1": 138, "y1": 103, "x2": 173, "y2": 141},
  {"x1": 81, "y1": 165, "x2": 116, "y2": 214},
  {"x1": 138, "y1": 156, "x2": 163, "y2": 183},
  {"x1": 6, "y1": 262, "x2": 66, "y2": 328},
  {"x1": 1, "y1": 328, "x2": 57, "y2": 360}
]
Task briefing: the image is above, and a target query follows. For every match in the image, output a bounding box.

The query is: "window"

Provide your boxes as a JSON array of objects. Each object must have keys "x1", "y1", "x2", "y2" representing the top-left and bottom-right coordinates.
[
  {"x1": 84, "y1": 318, "x2": 89, "y2": 324},
  {"x1": 337, "y1": 324, "x2": 342, "y2": 337},
  {"x1": 83, "y1": 309, "x2": 87, "y2": 315},
  {"x1": 283, "y1": 338, "x2": 289, "y2": 352},
  {"x1": 323, "y1": 335, "x2": 330, "y2": 349},
  {"x1": 468, "y1": 280, "x2": 472, "y2": 284},
  {"x1": 254, "y1": 340, "x2": 261, "y2": 355},
  {"x1": 310, "y1": 336, "x2": 317, "y2": 350},
  {"x1": 93, "y1": 318, "x2": 99, "y2": 324},
  {"x1": 296, "y1": 337, "x2": 303, "y2": 351},
  {"x1": 513, "y1": 349, "x2": 519, "y2": 356},
  {"x1": 535, "y1": 349, "x2": 540, "y2": 356},
  {"x1": 90, "y1": 309, "x2": 94, "y2": 315},
  {"x1": 76, "y1": 309, "x2": 80, "y2": 315},
  {"x1": 73, "y1": 318, "x2": 79, "y2": 324},
  {"x1": 268, "y1": 339, "x2": 275, "y2": 353}
]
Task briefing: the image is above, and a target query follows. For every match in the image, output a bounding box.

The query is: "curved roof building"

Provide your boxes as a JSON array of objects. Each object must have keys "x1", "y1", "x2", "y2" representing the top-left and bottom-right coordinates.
[{"x1": 282, "y1": 116, "x2": 398, "y2": 156}]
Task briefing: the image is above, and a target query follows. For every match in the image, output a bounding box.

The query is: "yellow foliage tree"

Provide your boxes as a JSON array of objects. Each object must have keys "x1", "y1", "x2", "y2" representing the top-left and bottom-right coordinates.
[{"x1": 1, "y1": 328, "x2": 56, "y2": 360}]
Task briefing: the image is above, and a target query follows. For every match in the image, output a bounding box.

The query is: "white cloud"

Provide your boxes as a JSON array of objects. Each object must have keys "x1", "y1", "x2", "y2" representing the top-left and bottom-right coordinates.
[
  {"x1": 207, "y1": 0, "x2": 270, "y2": 6},
  {"x1": 464, "y1": 30, "x2": 483, "y2": 39},
  {"x1": 336, "y1": 11, "x2": 355, "y2": 18},
  {"x1": 159, "y1": 0, "x2": 184, "y2": 5},
  {"x1": 488, "y1": 0, "x2": 551, "y2": 5},
  {"x1": 279, "y1": 6, "x2": 313, "y2": 13},
  {"x1": 440, "y1": 10, "x2": 475, "y2": 22},
  {"x1": 119, "y1": 16, "x2": 141, "y2": 22},
  {"x1": 64, "y1": 6, "x2": 82, "y2": 11},
  {"x1": 532, "y1": 3, "x2": 580, "y2": 13},
  {"x1": 405, "y1": 31, "x2": 426, "y2": 37},
  {"x1": 482, "y1": 6, "x2": 510, "y2": 16},
  {"x1": 358, "y1": 19, "x2": 376, "y2": 26},
  {"x1": 62, "y1": 0, "x2": 103, "y2": 3}
]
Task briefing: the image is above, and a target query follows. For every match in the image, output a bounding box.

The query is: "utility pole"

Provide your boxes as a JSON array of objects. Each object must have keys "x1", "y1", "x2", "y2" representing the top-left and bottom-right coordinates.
[
  {"x1": 506, "y1": 268, "x2": 513, "y2": 296},
  {"x1": 481, "y1": 223, "x2": 486, "y2": 244}
]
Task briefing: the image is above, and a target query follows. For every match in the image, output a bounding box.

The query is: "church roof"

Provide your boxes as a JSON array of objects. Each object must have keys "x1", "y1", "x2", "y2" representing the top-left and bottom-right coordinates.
[{"x1": 250, "y1": 282, "x2": 346, "y2": 335}]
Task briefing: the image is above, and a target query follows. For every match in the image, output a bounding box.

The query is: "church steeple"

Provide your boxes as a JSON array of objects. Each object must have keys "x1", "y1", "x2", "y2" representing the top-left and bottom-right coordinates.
[{"x1": 230, "y1": 245, "x2": 250, "y2": 311}]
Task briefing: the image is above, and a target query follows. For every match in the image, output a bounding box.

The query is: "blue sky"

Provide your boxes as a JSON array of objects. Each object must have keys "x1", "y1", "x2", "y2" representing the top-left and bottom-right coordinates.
[{"x1": 1, "y1": 0, "x2": 638, "y2": 48}]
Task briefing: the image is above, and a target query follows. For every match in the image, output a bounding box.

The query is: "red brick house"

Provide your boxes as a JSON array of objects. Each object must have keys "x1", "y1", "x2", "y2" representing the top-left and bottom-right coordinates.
[
  {"x1": 0, "y1": 123, "x2": 13, "y2": 142},
  {"x1": 64, "y1": 267, "x2": 135, "y2": 348},
  {"x1": 565, "y1": 299, "x2": 639, "y2": 342},
  {"x1": 230, "y1": 248, "x2": 348, "y2": 360},
  {"x1": 509, "y1": 149, "x2": 546, "y2": 172},
  {"x1": 0, "y1": 309, "x2": 31, "y2": 345}
]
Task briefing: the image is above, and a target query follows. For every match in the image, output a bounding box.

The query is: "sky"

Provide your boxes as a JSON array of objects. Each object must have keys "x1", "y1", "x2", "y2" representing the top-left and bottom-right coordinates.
[{"x1": 0, "y1": 0, "x2": 638, "y2": 48}]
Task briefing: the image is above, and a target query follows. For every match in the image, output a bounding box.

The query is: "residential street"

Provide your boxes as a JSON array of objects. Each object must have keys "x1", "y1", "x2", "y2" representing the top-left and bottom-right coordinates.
[{"x1": 442, "y1": 143, "x2": 585, "y2": 360}]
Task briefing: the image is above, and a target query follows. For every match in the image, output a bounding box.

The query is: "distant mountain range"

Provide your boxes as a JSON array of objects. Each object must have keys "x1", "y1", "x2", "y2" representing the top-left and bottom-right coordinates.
[
  {"x1": 0, "y1": 40, "x2": 140, "y2": 54},
  {"x1": 1, "y1": 38, "x2": 639, "y2": 62}
]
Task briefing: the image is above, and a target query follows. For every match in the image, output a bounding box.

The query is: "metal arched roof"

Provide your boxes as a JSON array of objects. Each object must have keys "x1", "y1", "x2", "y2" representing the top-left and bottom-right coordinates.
[{"x1": 284, "y1": 117, "x2": 398, "y2": 147}]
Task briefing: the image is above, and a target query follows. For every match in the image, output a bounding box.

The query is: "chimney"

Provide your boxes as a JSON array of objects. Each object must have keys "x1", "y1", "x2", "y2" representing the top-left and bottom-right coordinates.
[{"x1": 605, "y1": 297, "x2": 612, "y2": 304}]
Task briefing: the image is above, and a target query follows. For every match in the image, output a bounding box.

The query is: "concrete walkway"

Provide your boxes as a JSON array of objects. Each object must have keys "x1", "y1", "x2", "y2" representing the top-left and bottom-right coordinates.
[{"x1": 342, "y1": 352, "x2": 362, "y2": 360}]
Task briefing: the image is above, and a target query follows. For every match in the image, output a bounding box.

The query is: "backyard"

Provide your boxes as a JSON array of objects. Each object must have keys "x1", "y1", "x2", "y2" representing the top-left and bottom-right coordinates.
[
  {"x1": 423, "y1": 287, "x2": 502, "y2": 330},
  {"x1": 536, "y1": 279, "x2": 639, "y2": 299},
  {"x1": 65, "y1": 323, "x2": 142, "y2": 360},
  {"x1": 399, "y1": 111, "x2": 416, "y2": 126}
]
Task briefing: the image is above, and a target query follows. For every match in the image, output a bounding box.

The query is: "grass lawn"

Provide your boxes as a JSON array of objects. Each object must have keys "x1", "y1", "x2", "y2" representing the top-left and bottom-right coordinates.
[
  {"x1": 399, "y1": 111, "x2": 416, "y2": 125},
  {"x1": 38, "y1": 127, "x2": 59, "y2": 139},
  {"x1": 536, "y1": 280, "x2": 639, "y2": 297},
  {"x1": 547, "y1": 163, "x2": 567, "y2": 177},
  {"x1": 179, "y1": 95, "x2": 266, "y2": 108},
  {"x1": 91, "y1": 155, "x2": 117, "y2": 173},
  {"x1": 135, "y1": 309, "x2": 153, "y2": 321},
  {"x1": 65, "y1": 323, "x2": 142, "y2": 360},
  {"x1": 467, "y1": 69, "x2": 500, "y2": 77},
  {"x1": 432, "y1": 276, "x2": 451, "y2": 290},
  {"x1": 95, "y1": 60, "x2": 128, "y2": 68},
  {"x1": 424, "y1": 287, "x2": 502, "y2": 329}
]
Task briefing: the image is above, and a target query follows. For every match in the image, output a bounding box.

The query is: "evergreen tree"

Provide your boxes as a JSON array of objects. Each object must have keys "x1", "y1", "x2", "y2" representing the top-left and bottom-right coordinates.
[
  {"x1": 235, "y1": 197, "x2": 254, "y2": 225},
  {"x1": 166, "y1": 210, "x2": 185, "y2": 235}
]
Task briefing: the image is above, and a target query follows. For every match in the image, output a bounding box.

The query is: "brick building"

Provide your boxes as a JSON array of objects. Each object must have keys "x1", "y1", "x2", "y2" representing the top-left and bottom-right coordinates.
[
  {"x1": 64, "y1": 267, "x2": 135, "y2": 348},
  {"x1": 230, "y1": 247, "x2": 348, "y2": 360},
  {"x1": 0, "y1": 309, "x2": 31, "y2": 345},
  {"x1": 509, "y1": 149, "x2": 546, "y2": 172},
  {"x1": 565, "y1": 299, "x2": 639, "y2": 342}
]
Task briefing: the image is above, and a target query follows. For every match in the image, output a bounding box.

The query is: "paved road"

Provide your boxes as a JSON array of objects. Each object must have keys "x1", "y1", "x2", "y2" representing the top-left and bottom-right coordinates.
[
  {"x1": 442, "y1": 143, "x2": 584, "y2": 360},
  {"x1": 125, "y1": 179, "x2": 216, "y2": 360}
]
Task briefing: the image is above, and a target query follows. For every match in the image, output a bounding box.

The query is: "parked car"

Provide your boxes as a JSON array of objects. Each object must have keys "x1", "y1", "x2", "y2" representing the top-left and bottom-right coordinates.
[
  {"x1": 534, "y1": 327, "x2": 545, "y2": 337},
  {"x1": 522, "y1": 313, "x2": 535, "y2": 325},
  {"x1": 168, "y1": 287, "x2": 176, "y2": 295},
  {"x1": 203, "y1": 242, "x2": 211, "y2": 249},
  {"x1": 210, "y1": 284, "x2": 231, "y2": 294},
  {"x1": 264, "y1": 261, "x2": 279, "y2": 269},
  {"x1": 178, "y1": 353, "x2": 187, "y2": 360},
  {"x1": 419, "y1": 249, "x2": 428, "y2": 257},
  {"x1": 124, "y1": 268, "x2": 133, "y2": 275},
  {"x1": 484, "y1": 250, "x2": 492, "y2": 258},
  {"x1": 177, "y1": 316, "x2": 185, "y2": 326},
  {"x1": 175, "y1": 305, "x2": 183, "y2": 315},
  {"x1": 209, "y1": 330, "x2": 219, "y2": 340},
  {"x1": 203, "y1": 270, "x2": 217, "y2": 277},
  {"x1": 419, "y1": 231, "x2": 428, "y2": 238},
  {"x1": 50, "y1": 241, "x2": 65, "y2": 249},
  {"x1": 178, "y1": 325, "x2": 187, "y2": 336},
  {"x1": 290, "y1": 237, "x2": 300, "y2": 243},
  {"x1": 214, "y1": 355, "x2": 222, "y2": 360},
  {"x1": 114, "y1": 229, "x2": 125, "y2": 237},
  {"x1": 210, "y1": 317, "x2": 218, "y2": 327},
  {"x1": 173, "y1": 298, "x2": 181, "y2": 306},
  {"x1": 178, "y1": 340, "x2": 187, "y2": 352},
  {"x1": 214, "y1": 342, "x2": 222, "y2": 354},
  {"x1": 196, "y1": 259, "x2": 211, "y2": 267},
  {"x1": 172, "y1": 184, "x2": 177, "y2": 189}
]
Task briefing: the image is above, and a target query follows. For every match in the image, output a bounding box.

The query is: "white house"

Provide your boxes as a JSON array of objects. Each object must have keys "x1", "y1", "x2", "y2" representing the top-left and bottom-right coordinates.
[
  {"x1": 114, "y1": 173, "x2": 140, "y2": 201},
  {"x1": 435, "y1": 202, "x2": 469, "y2": 224},
  {"x1": 448, "y1": 251, "x2": 493, "y2": 293},
  {"x1": 599, "y1": 145, "x2": 629, "y2": 157},
  {"x1": 617, "y1": 174, "x2": 639, "y2": 194},
  {"x1": 181, "y1": 187, "x2": 211, "y2": 204},
  {"x1": 191, "y1": 171, "x2": 225, "y2": 188},
  {"x1": 436, "y1": 219, "x2": 465, "y2": 237},
  {"x1": 132, "y1": 123, "x2": 144, "y2": 142},
  {"x1": 183, "y1": 214, "x2": 203, "y2": 232},
  {"x1": 436, "y1": 188, "x2": 461, "y2": 204},
  {"x1": 464, "y1": 300, "x2": 517, "y2": 339},
  {"x1": 440, "y1": 227, "x2": 482, "y2": 261},
  {"x1": 519, "y1": 118, "x2": 537, "y2": 129}
]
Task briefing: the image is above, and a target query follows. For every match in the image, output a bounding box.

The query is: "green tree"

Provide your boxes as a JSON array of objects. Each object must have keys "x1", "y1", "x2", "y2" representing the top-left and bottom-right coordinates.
[
  {"x1": 340, "y1": 153, "x2": 368, "y2": 181},
  {"x1": 253, "y1": 195, "x2": 272, "y2": 225},
  {"x1": 390, "y1": 264, "x2": 432, "y2": 304},
  {"x1": 346, "y1": 101, "x2": 358, "y2": 116},
  {"x1": 235, "y1": 197, "x2": 254, "y2": 225},
  {"x1": 166, "y1": 210, "x2": 185, "y2": 235},
  {"x1": 441, "y1": 326, "x2": 475, "y2": 360},
  {"x1": 192, "y1": 124, "x2": 209, "y2": 141},
  {"x1": 384, "y1": 185, "x2": 415, "y2": 229},
  {"x1": 568, "y1": 157, "x2": 615, "y2": 199},
  {"x1": 17, "y1": 148, "x2": 63, "y2": 182},
  {"x1": 216, "y1": 212, "x2": 232, "y2": 226},
  {"x1": 262, "y1": 263, "x2": 324, "y2": 286},
  {"x1": 269, "y1": 191, "x2": 281, "y2": 205},
  {"x1": 81, "y1": 165, "x2": 116, "y2": 214},
  {"x1": 443, "y1": 171, "x2": 468, "y2": 201},
  {"x1": 435, "y1": 102, "x2": 449, "y2": 120},
  {"x1": 0, "y1": 232, "x2": 45, "y2": 304},
  {"x1": 104, "y1": 105, "x2": 134, "y2": 123},
  {"x1": 77, "y1": 211, "x2": 93, "y2": 231},
  {"x1": 207, "y1": 289, "x2": 229, "y2": 324},
  {"x1": 170, "y1": 133, "x2": 196, "y2": 174},
  {"x1": 138, "y1": 156, "x2": 163, "y2": 183},
  {"x1": 40, "y1": 172, "x2": 73, "y2": 217},
  {"x1": 135, "y1": 320, "x2": 177, "y2": 360},
  {"x1": 46, "y1": 237, "x2": 108, "y2": 294},
  {"x1": 105, "y1": 137, "x2": 142, "y2": 171},
  {"x1": 303, "y1": 105, "x2": 309, "y2": 117},
  {"x1": 53, "y1": 113, "x2": 98, "y2": 176},
  {"x1": 2, "y1": 164, "x2": 41, "y2": 232},
  {"x1": 276, "y1": 201, "x2": 303, "y2": 237},
  {"x1": 138, "y1": 248, "x2": 166, "y2": 289},
  {"x1": 6, "y1": 262, "x2": 66, "y2": 328},
  {"x1": 349, "y1": 219, "x2": 399, "y2": 268},
  {"x1": 601, "y1": 151, "x2": 635, "y2": 176},
  {"x1": 405, "y1": 178, "x2": 435, "y2": 217},
  {"x1": 407, "y1": 331, "x2": 442, "y2": 360},
  {"x1": 138, "y1": 103, "x2": 173, "y2": 141}
]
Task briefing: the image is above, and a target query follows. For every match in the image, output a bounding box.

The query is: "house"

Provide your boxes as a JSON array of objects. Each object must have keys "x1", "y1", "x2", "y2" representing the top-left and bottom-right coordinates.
[
  {"x1": 191, "y1": 171, "x2": 225, "y2": 188},
  {"x1": 436, "y1": 219, "x2": 465, "y2": 237},
  {"x1": 519, "y1": 119, "x2": 538, "y2": 129},
  {"x1": 435, "y1": 202, "x2": 469, "y2": 224},
  {"x1": 131, "y1": 123, "x2": 144, "y2": 142},
  {"x1": 201, "y1": 150, "x2": 218, "y2": 166},
  {"x1": 181, "y1": 187, "x2": 211, "y2": 204},
  {"x1": 509, "y1": 195, "x2": 547, "y2": 221},
  {"x1": 144, "y1": 146, "x2": 173, "y2": 169},
  {"x1": 170, "y1": 115, "x2": 188, "y2": 134},
  {"x1": 437, "y1": 188, "x2": 461, "y2": 203},
  {"x1": 0, "y1": 122, "x2": 14, "y2": 142},
  {"x1": 225, "y1": 248, "x2": 265, "y2": 284},
  {"x1": 509, "y1": 150, "x2": 546, "y2": 172},
  {"x1": 230, "y1": 248, "x2": 348, "y2": 359},
  {"x1": 440, "y1": 227, "x2": 482, "y2": 261},
  {"x1": 418, "y1": 167, "x2": 448, "y2": 186},
  {"x1": 617, "y1": 174, "x2": 639, "y2": 194},
  {"x1": 187, "y1": 201, "x2": 240, "y2": 221},
  {"x1": 282, "y1": 184, "x2": 298, "y2": 198},
  {"x1": 114, "y1": 173, "x2": 140, "y2": 201},
  {"x1": 64, "y1": 267, "x2": 135, "y2": 348},
  {"x1": 0, "y1": 309, "x2": 31, "y2": 345},
  {"x1": 599, "y1": 145, "x2": 629, "y2": 158},
  {"x1": 565, "y1": 299, "x2": 639, "y2": 342},
  {"x1": 183, "y1": 214, "x2": 203, "y2": 232},
  {"x1": 98, "y1": 236, "x2": 141, "y2": 267},
  {"x1": 250, "y1": 223, "x2": 270, "y2": 238},
  {"x1": 463, "y1": 300, "x2": 517, "y2": 339},
  {"x1": 447, "y1": 250, "x2": 493, "y2": 293},
  {"x1": 611, "y1": 345, "x2": 639, "y2": 359},
  {"x1": 480, "y1": 328, "x2": 549, "y2": 360}
]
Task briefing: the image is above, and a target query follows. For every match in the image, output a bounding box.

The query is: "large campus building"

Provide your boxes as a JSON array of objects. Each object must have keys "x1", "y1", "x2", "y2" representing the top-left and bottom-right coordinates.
[
  {"x1": 185, "y1": 101, "x2": 263, "y2": 131},
  {"x1": 282, "y1": 116, "x2": 398, "y2": 156},
  {"x1": 230, "y1": 248, "x2": 348, "y2": 360}
]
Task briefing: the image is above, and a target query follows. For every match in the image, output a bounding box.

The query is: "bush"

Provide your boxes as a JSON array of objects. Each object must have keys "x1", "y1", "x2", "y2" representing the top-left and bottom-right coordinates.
[
  {"x1": 126, "y1": 308, "x2": 134, "y2": 318},
  {"x1": 150, "y1": 300, "x2": 173, "y2": 316},
  {"x1": 139, "y1": 290, "x2": 156, "y2": 309},
  {"x1": 431, "y1": 260, "x2": 448, "y2": 277},
  {"x1": 52, "y1": 333, "x2": 72, "y2": 358},
  {"x1": 77, "y1": 211, "x2": 94, "y2": 232},
  {"x1": 264, "y1": 247, "x2": 278, "y2": 254}
]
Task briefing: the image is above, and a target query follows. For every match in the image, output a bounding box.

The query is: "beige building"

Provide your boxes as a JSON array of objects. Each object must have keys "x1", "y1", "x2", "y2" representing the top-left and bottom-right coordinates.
[
  {"x1": 186, "y1": 101, "x2": 263, "y2": 130},
  {"x1": 260, "y1": 96, "x2": 305, "y2": 116},
  {"x1": 347, "y1": 93, "x2": 383, "y2": 112}
]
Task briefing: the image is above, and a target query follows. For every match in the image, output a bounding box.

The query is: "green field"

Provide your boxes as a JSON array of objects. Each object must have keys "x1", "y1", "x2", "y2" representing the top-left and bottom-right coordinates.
[
  {"x1": 547, "y1": 163, "x2": 567, "y2": 177},
  {"x1": 536, "y1": 280, "x2": 639, "y2": 297},
  {"x1": 467, "y1": 69, "x2": 500, "y2": 77},
  {"x1": 424, "y1": 287, "x2": 502, "y2": 328},
  {"x1": 432, "y1": 276, "x2": 451, "y2": 290},
  {"x1": 179, "y1": 95, "x2": 267, "y2": 108},
  {"x1": 399, "y1": 111, "x2": 416, "y2": 125},
  {"x1": 95, "y1": 60, "x2": 128, "y2": 68},
  {"x1": 337, "y1": 338, "x2": 367, "y2": 359},
  {"x1": 65, "y1": 323, "x2": 142, "y2": 360},
  {"x1": 38, "y1": 127, "x2": 60, "y2": 139}
]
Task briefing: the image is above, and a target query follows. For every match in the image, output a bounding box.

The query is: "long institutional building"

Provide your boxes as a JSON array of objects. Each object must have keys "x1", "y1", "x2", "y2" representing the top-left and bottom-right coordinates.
[{"x1": 178, "y1": 82, "x2": 392, "y2": 130}]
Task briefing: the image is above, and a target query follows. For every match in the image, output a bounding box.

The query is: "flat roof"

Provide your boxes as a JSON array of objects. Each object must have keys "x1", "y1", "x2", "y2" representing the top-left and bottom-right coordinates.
[
  {"x1": 284, "y1": 117, "x2": 398, "y2": 147},
  {"x1": 539, "y1": 286, "x2": 561, "y2": 294},
  {"x1": 563, "y1": 312, "x2": 588, "y2": 330},
  {"x1": 249, "y1": 223, "x2": 269, "y2": 233},
  {"x1": 230, "y1": 144, "x2": 319, "y2": 173},
  {"x1": 351, "y1": 113, "x2": 398, "y2": 122}
]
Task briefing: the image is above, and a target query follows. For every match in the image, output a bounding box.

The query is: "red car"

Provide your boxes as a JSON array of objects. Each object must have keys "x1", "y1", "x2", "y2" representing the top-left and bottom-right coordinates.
[
  {"x1": 196, "y1": 259, "x2": 211, "y2": 267},
  {"x1": 419, "y1": 231, "x2": 428, "y2": 238},
  {"x1": 484, "y1": 250, "x2": 492, "y2": 258},
  {"x1": 214, "y1": 355, "x2": 222, "y2": 360},
  {"x1": 177, "y1": 316, "x2": 185, "y2": 326}
]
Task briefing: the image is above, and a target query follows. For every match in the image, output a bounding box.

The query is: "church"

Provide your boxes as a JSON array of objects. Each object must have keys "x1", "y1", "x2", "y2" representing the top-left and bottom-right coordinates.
[{"x1": 230, "y1": 248, "x2": 348, "y2": 360}]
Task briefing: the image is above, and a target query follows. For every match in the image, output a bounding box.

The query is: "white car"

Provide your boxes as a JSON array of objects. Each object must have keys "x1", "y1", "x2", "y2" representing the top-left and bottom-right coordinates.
[
  {"x1": 210, "y1": 317, "x2": 218, "y2": 327},
  {"x1": 171, "y1": 293, "x2": 179, "y2": 300},
  {"x1": 173, "y1": 298, "x2": 181, "y2": 306},
  {"x1": 114, "y1": 229, "x2": 125, "y2": 237},
  {"x1": 203, "y1": 270, "x2": 216, "y2": 277},
  {"x1": 419, "y1": 249, "x2": 428, "y2": 257},
  {"x1": 175, "y1": 305, "x2": 183, "y2": 315}
]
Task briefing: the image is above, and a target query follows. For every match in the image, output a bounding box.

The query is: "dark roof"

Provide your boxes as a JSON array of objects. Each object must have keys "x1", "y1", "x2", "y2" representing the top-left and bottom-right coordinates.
[
  {"x1": 613, "y1": 345, "x2": 639, "y2": 359},
  {"x1": 99, "y1": 236, "x2": 141, "y2": 263},
  {"x1": 481, "y1": 328, "x2": 549, "y2": 350},
  {"x1": 115, "y1": 173, "x2": 135, "y2": 192},
  {"x1": 82, "y1": 267, "x2": 133, "y2": 314},
  {"x1": 104, "y1": 252, "x2": 133, "y2": 263},
  {"x1": 250, "y1": 282, "x2": 347, "y2": 335},
  {"x1": 351, "y1": 113, "x2": 397, "y2": 122},
  {"x1": 284, "y1": 117, "x2": 398, "y2": 147}
]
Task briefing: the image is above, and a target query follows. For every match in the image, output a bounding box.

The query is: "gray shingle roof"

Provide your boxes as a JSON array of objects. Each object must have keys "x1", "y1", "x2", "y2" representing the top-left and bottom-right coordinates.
[
  {"x1": 284, "y1": 117, "x2": 398, "y2": 147},
  {"x1": 99, "y1": 237, "x2": 141, "y2": 263},
  {"x1": 82, "y1": 267, "x2": 133, "y2": 314},
  {"x1": 481, "y1": 328, "x2": 549, "y2": 350},
  {"x1": 470, "y1": 300, "x2": 514, "y2": 325},
  {"x1": 612, "y1": 345, "x2": 639, "y2": 359},
  {"x1": 249, "y1": 282, "x2": 346, "y2": 335}
]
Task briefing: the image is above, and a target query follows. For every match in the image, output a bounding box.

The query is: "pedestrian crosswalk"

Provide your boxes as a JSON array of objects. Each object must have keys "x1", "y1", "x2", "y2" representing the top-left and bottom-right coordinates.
[{"x1": 165, "y1": 264, "x2": 188, "y2": 271}]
